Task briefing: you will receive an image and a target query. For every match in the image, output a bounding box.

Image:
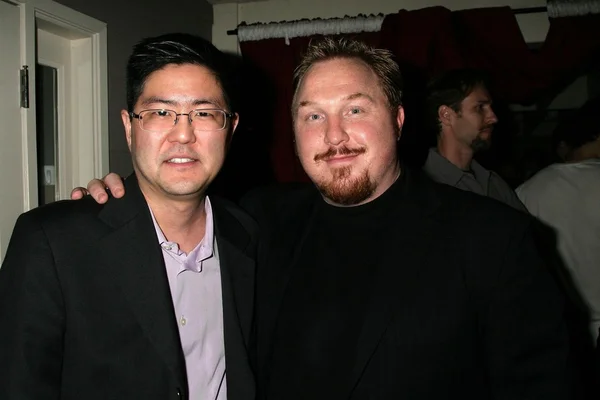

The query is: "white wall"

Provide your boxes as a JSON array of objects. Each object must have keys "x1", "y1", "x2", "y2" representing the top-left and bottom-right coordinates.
[{"x1": 212, "y1": 0, "x2": 550, "y2": 54}]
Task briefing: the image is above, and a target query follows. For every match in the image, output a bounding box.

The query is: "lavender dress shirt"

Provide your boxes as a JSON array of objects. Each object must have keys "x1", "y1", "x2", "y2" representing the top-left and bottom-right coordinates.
[{"x1": 150, "y1": 197, "x2": 226, "y2": 400}]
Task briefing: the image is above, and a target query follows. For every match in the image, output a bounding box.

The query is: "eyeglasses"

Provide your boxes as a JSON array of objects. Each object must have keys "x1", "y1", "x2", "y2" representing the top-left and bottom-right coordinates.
[{"x1": 129, "y1": 108, "x2": 234, "y2": 132}]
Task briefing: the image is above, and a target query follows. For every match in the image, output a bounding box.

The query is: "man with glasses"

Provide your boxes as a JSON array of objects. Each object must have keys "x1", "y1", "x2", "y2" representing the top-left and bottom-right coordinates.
[{"x1": 0, "y1": 33, "x2": 257, "y2": 400}]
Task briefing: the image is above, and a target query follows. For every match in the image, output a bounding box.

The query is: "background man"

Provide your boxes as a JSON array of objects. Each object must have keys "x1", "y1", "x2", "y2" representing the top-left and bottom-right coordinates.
[
  {"x1": 423, "y1": 68, "x2": 526, "y2": 211},
  {"x1": 517, "y1": 97, "x2": 600, "y2": 344}
]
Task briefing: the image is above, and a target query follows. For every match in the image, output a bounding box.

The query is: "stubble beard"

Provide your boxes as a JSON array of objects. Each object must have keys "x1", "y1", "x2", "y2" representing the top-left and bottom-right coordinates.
[
  {"x1": 469, "y1": 126, "x2": 493, "y2": 153},
  {"x1": 470, "y1": 134, "x2": 492, "y2": 153},
  {"x1": 315, "y1": 165, "x2": 375, "y2": 206}
]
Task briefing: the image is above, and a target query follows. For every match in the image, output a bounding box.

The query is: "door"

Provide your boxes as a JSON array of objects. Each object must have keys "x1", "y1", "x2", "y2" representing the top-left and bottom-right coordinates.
[
  {"x1": 0, "y1": 0, "x2": 108, "y2": 263},
  {"x1": 36, "y1": 64, "x2": 59, "y2": 205},
  {"x1": 0, "y1": 0, "x2": 24, "y2": 260}
]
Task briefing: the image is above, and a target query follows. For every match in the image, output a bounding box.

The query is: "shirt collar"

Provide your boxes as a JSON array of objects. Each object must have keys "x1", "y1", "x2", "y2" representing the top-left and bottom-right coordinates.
[
  {"x1": 149, "y1": 196, "x2": 215, "y2": 261},
  {"x1": 469, "y1": 158, "x2": 491, "y2": 188},
  {"x1": 424, "y1": 147, "x2": 490, "y2": 188},
  {"x1": 424, "y1": 148, "x2": 464, "y2": 186}
]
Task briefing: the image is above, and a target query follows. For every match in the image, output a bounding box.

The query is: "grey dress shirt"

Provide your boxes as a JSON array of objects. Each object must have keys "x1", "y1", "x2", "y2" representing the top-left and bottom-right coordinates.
[{"x1": 423, "y1": 148, "x2": 527, "y2": 212}]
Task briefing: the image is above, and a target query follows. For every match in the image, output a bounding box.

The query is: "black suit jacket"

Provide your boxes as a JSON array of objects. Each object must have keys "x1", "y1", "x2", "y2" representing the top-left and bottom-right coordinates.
[
  {"x1": 0, "y1": 175, "x2": 257, "y2": 400},
  {"x1": 241, "y1": 169, "x2": 572, "y2": 399}
]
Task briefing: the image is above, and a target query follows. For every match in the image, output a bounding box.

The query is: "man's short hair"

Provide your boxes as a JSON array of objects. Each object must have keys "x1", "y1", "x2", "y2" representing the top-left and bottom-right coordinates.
[
  {"x1": 126, "y1": 33, "x2": 236, "y2": 112},
  {"x1": 424, "y1": 68, "x2": 490, "y2": 134},
  {"x1": 291, "y1": 37, "x2": 404, "y2": 116}
]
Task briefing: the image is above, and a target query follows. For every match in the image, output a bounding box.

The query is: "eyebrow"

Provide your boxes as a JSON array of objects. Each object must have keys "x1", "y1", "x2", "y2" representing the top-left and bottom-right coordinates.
[
  {"x1": 296, "y1": 92, "x2": 375, "y2": 110},
  {"x1": 346, "y1": 92, "x2": 375, "y2": 102},
  {"x1": 140, "y1": 96, "x2": 224, "y2": 108}
]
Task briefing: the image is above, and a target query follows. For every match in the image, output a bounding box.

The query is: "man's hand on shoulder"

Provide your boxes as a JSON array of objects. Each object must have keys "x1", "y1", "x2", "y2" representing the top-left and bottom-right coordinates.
[{"x1": 69, "y1": 173, "x2": 125, "y2": 204}]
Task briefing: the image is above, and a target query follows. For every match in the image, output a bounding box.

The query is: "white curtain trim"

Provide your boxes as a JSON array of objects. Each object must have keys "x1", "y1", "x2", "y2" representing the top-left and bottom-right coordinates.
[
  {"x1": 237, "y1": 14, "x2": 384, "y2": 45},
  {"x1": 548, "y1": 0, "x2": 600, "y2": 17}
]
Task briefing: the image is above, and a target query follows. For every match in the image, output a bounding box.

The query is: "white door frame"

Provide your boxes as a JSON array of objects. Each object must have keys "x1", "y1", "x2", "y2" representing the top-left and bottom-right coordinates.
[
  {"x1": 0, "y1": 0, "x2": 25, "y2": 261},
  {"x1": 14, "y1": 0, "x2": 108, "y2": 208}
]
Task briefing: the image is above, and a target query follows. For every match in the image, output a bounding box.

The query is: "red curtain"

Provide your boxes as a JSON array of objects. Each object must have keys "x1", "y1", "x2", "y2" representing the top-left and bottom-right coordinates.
[
  {"x1": 236, "y1": 7, "x2": 600, "y2": 185},
  {"x1": 381, "y1": 6, "x2": 600, "y2": 104}
]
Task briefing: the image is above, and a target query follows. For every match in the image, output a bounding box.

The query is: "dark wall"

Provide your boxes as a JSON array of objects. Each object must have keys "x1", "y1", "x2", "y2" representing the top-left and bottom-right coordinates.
[{"x1": 54, "y1": 0, "x2": 213, "y2": 175}]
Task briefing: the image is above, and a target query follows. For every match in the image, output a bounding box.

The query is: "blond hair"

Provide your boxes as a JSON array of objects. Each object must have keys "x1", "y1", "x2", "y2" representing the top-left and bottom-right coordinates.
[{"x1": 291, "y1": 37, "x2": 403, "y2": 116}]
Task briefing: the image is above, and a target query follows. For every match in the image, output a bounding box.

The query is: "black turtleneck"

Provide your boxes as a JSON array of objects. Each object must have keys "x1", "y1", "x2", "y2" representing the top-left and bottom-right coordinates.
[{"x1": 266, "y1": 172, "x2": 408, "y2": 399}]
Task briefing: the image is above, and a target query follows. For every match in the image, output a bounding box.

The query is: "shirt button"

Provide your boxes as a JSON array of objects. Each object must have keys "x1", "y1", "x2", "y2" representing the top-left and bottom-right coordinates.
[{"x1": 180, "y1": 316, "x2": 187, "y2": 326}]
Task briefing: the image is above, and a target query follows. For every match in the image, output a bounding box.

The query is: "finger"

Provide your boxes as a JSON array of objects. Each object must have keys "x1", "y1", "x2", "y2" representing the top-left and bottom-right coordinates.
[
  {"x1": 70, "y1": 187, "x2": 88, "y2": 200},
  {"x1": 103, "y1": 173, "x2": 125, "y2": 198},
  {"x1": 87, "y1": 178, "x2": 109, "y2": 204}
]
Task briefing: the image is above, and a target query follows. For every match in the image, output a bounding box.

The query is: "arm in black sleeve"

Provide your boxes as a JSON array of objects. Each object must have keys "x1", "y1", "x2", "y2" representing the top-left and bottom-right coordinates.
[{"x1": 0, "y1": 213, "x2": 65, "y2": 399}]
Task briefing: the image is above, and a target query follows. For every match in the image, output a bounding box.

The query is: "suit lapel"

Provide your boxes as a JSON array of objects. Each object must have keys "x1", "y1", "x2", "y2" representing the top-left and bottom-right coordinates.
[
  {"x1": 97, "y1": 175, "x2": 188, "y2": 392},
  {"x1": 211, "y1": 199, "x2": 257, "y2": 400},
  {"x1": 212, "y1": 199, "x2": 255, "y2": 346},
  {"x1": 256, "y1": 189, "x2": 320, "y2": 384}
]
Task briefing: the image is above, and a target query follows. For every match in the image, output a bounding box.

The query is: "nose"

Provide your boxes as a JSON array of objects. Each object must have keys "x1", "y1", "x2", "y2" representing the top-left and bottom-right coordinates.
[
  {"x1": 487, "y1": 107, "x2": 498, "y2": 125},
  {"x1": 167, "y1": 114, "x2": 196, "y2": 144},
  {"x1": 324, "y1": 117, "x2": 349, "y2": 146}
]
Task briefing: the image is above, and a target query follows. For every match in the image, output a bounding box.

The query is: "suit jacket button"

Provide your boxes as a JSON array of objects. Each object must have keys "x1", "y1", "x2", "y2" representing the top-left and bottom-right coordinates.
[{"x1": 176, "y1": 388, "x2": 182, "y2": 398}]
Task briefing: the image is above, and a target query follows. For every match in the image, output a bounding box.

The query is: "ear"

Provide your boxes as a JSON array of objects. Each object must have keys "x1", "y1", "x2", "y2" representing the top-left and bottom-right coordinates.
[
  {"x1": 230, "y1": 112, "x2": 240, "y2": 136},
  {"x1": 224, "y1": 112, "x2": 240, "y2": 147},
  {"x1": 121, "y1": 109, "x2": 133, "y2": 151},
  {"x1": 395, "y1": 106, "x2": 405, "y2": 140},
  {"x1": 438, "y1": 105, "x2": 453, "y2": 127}
]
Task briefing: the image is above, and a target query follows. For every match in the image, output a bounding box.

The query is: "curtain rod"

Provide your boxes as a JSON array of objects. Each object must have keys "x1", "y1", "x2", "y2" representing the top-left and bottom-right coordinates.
[{"x1": 226, "y1": 6, "x2": 548, "y2": 35}]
